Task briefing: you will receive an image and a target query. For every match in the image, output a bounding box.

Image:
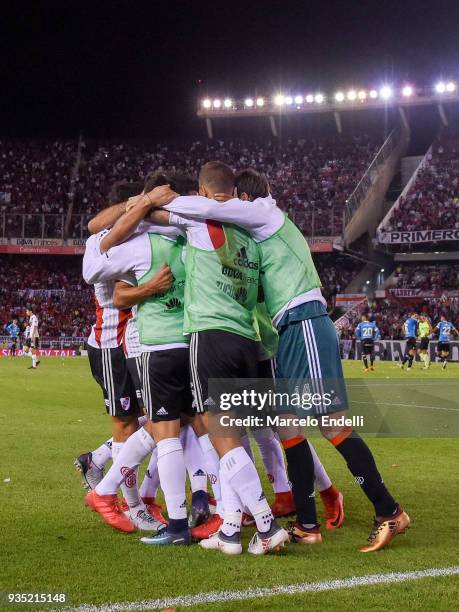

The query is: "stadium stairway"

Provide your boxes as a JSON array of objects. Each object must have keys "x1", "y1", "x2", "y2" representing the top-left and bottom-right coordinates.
[
  {"x1": 343, "y1": 124, "x2": 410, "y2": 247},
  {"x1": 377, "y1": 144, "x2": 432, "y2": 235}
]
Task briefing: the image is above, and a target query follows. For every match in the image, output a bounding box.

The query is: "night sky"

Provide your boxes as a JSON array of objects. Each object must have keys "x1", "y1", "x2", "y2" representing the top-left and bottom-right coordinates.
[{"x1": 1, "y1": 0, "x2": 458, "y2": 138}]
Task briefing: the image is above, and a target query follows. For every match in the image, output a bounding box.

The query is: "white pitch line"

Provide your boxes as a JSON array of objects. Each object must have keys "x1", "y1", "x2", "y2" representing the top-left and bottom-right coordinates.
[
  {"x1": 52, "y1": 566, "x2": 459, "y2": 612},
  {"x1": 351, "y1": 400, "x2": 459, "y2": 412},
  {"x1": 347, "y1": 381, "x2": 459, "y2": 387}
]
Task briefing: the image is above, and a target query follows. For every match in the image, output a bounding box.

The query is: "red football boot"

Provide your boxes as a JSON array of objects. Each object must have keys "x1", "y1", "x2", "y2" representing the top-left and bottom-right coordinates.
[
  {"x1": 319, "y1": 485, "x2": 345, "y2": 530},
  {"x1": 85, "y1": 490, "x2": 135, "y2": 533},
  {"x1": 272, "y1": 491, "x2": 296, "y2": 518},
  {"x1": 142, "y1": 497, "x2": 168, "y2": 525},
  {"x1": 191, "y1": 514, "x2": 223, "y2": 541}
]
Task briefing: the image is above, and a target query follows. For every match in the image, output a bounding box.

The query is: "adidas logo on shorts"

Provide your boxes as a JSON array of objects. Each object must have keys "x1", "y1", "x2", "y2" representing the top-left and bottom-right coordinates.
[{"x1": 156, "y1": 407, "x2": 168, "y2": 416}]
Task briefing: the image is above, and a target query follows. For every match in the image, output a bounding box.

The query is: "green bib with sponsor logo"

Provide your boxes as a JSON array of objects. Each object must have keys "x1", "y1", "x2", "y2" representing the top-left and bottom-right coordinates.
[
  {"x1": 137, "y1": 233, "x2": 187, "y2": 345},
  {"x1": 184, "y1": 224, "x2": 259, "y2": 340},
  {"x1": 258, "y1": 216, "x2": 322, "y2": 318}
]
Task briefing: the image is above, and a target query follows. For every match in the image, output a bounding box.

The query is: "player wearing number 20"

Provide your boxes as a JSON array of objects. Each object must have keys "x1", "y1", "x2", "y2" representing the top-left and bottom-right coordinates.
[{"x1": 355, "y1": 314, "x2": 380, "y2": 372}]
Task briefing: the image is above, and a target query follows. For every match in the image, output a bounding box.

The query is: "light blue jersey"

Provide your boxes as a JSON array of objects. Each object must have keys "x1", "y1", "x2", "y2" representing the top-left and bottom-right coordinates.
[
  {"x1": 355, "y1": 320, "x2": 380, "y2": 341},
  {"x1": 404, "y1": 317, "x2": 418, "y2": 339},
  {"x1": 436, "y1": 320, "x2": 456, "y2": 343},
  {"x1": 6, "y1": 323, "x2": 20, "y2": 339}
]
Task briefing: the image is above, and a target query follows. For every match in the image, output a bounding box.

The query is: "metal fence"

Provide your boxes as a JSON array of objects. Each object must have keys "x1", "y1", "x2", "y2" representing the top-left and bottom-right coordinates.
[
  {"x1": 287, "y1": 206, "x2": 345, "y2": 237},
  {"x1": 0, "y1": 214, "x2": 91, "y2": 239}
]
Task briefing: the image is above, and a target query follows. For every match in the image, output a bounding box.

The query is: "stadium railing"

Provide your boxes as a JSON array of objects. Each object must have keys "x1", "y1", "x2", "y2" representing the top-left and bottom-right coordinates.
[
  {"x1": 0, "y1": 214, "x2": 91, "y2": 239},
  {"x1": 287, "y1": 207, "x2": 344, "y2": 236},
  {"x1": 0, "y1": 336, "x2": 84, "y2": 349},
  {"x1": 344, "y1": 126, "x2": 403, "y2": 228}
]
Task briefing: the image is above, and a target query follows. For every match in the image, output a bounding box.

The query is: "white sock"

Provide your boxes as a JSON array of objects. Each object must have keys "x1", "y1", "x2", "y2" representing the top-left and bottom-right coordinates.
[
  {"x1": 220, "y1": 470, "x2": 242, "y2": 537},
  {"x1": 91, "y1": 438, "x2": 113, "y2": 469},
  {"x1": 220, "y1": 446, "x2": 273, "y2": 533},
  {"x1": 95, "y1": 427, "x2": 155, "y2": 497},
  {"x1": 157, "y1": 437, "x2": 187, "y2": 520},
  {"x1": 240, "y1": 433, "x2": 255, "y2": 462},
  {"x1": 111, "y1": 441, "x2": 140, "y2": 508},
  {"x1": 252, "y1": 427, "x2": 291, "y2": 493},
  {"x1": 198, "y1": 433, "x2": 223, "y2": 516},
  {"x1": 32, "y1": 354, "x2": 37, "y2": 367},
  {"x1": 308, "y1": 441, "x2": 332, "y2": 492},
  {"x1": 180, "y1": 426, "x2": 207, "y2": 493},
  {"x1": 139, "y1": 448, "x2": 160, "y2": 499}
]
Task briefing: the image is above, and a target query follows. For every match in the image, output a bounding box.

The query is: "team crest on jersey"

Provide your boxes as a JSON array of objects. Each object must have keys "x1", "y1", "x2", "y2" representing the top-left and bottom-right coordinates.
[{"x1": 120, "y1": 397, "x2": 131, "y2": 411}]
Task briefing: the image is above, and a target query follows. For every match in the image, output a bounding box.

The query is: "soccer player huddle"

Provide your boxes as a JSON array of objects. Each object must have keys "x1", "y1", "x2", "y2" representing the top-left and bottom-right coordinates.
[{"x1": 77, "y1": 161, "x2": 409, "y2": 555}]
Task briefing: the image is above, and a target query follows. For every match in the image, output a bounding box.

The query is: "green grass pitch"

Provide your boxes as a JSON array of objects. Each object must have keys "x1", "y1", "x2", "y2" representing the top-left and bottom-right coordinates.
[{"x1": 0, "y1": 357, "x2": 458, "y2": 611}]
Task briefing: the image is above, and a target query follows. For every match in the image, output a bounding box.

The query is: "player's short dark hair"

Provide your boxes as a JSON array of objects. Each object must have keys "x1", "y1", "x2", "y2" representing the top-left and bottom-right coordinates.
[
  {"x1": 168, "y1": 173, "x2": 198, "y2": 195},
  {"x1": 199, "y1": 161, "x2": 235, "y2": 194},
  {"x1": 108, "y1": 181, "x2": 143, "y2": 205},
  {"x1": 144, "y1": 171, "x2": 198, "y2": 195},
  {"x1": 144, "y1": 171, "x2": 169, "y2": 192},
  {"x1": 235, "y1": 169, "x2": 269, "y2": 200}
]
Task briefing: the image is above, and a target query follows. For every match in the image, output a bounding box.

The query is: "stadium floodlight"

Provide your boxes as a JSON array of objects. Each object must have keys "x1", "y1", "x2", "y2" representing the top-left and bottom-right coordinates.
[
  {"x1": 274, "y1": 94, "x2": 285, "y2": 106},
  {"x1": 213, "y1": 99, "x2": 221, "y2": 109},
  {"x1": 358, "y1": 90, "x2": 367, "y2": 100},
  {"x1": 305, "y1": 94, "x2": 314, "y2": 103},
  {"x1": 335, "y1": 91, "x2": 345, "y2": 102},
  {"x1": 369, "y1": 89, "x2": 378, "y2": 99},
  {"x1": 294, "y1": 95, "x2": 304, "y2": 104},
  {"x1": 314, "y1": 93, "x2": 324, "y2": 104},
  {"x1": 256, "y1": 97, "x2": 265, "y2": 107},
  {"x1": 223, "y1": 98, "x2": 232, "y2": 108},
  {"x1": 244, "y1": 97, "x2": 254, "y2": 107},
  {"x1": 285, "y1": 95, "x2": 293, "y2": 105},
  {"x1": 347, "y1": 90, "x2": 357, "y2": 101},
  {"x1": 435, "y1": 81, "x2": 446, "y2": 93},
  {"x1": 380, "y1": 85, "x2": 393, "y2": 99},
  {"x1": 202, "y1": 98, "x2": 211, "y2": 109},
  {"x1": 446, "y1": 81, "x2": 456, "y2": 92},
  {"x1": 402, "y1": 85, "x2": 413, "y2": 97}
]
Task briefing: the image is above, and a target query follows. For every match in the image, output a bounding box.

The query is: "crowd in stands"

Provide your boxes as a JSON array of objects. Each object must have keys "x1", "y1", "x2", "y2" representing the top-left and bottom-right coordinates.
[
  {"x1": 0, "y1": 139, "x2": 76, "y2": 238},
  {"x1": 0, "y1": 256, "x2": 92, "y2": 339},
  {"x1": 0, "y1": 250, "x2": 362, "y2": 341},
  {"x1": 72, "y1": 136, "x2": 379, "y2": 236},
  {"x1": 384, "y1": 136, "x2": 459, "y2": 232},
  {"x1": 314, "y1": 254, "x2": 363, "y2": 304},
  {"x1": 391, "y1": 263, "x2": 459, "y2": 290},
  {"x1": 1, "y1": 135, "x2": 380, "y2": 238}
]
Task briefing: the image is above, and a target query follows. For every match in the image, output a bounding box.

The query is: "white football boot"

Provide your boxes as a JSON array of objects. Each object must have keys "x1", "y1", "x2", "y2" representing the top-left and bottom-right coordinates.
[
  {"x1": 125, "y1": 504, "x2": 164, "y2": 532},
  {"x1": 200, "y1": 530, "x2": 242, "y2": 555},
  {"x1": 248, "y1": 520, "x2": 289, "y2": 555}
]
